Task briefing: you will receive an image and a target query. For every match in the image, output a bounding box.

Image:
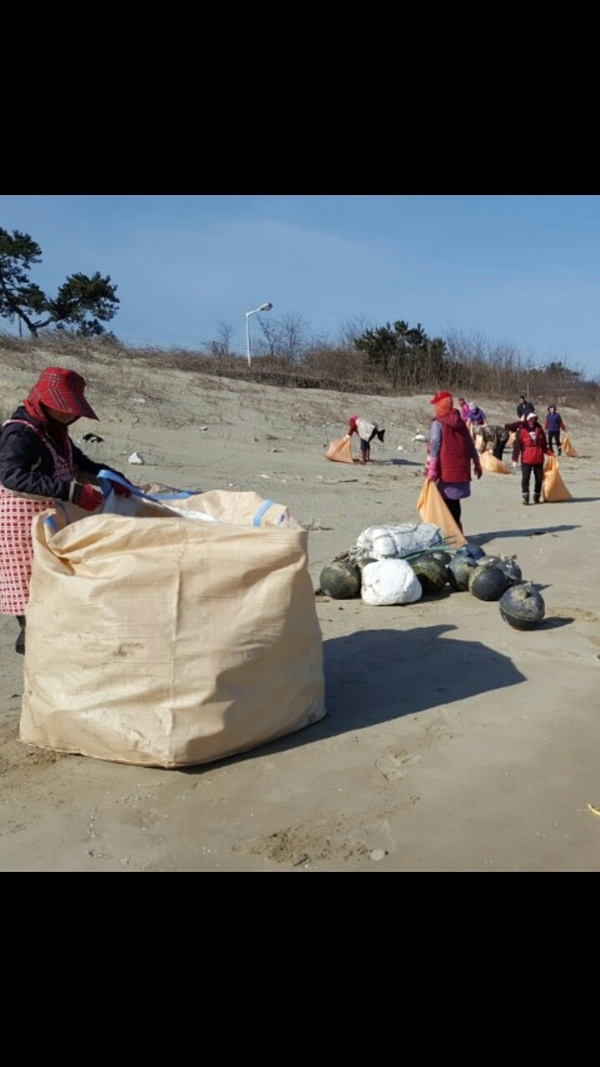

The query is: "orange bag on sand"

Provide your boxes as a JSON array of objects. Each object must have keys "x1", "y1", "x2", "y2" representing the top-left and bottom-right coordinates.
[
  {"x1": 561, "y1": 433, "x2": 579, "y2": 458},
  {"x1": 325, "y1": 436, "x2": 354, "y2": 463},
  {"x1": 542, "y1": 454, "x2": 573, "y2": 502},
  {"x1": 479, "y1": 451, "x2": 511, "y2": 474},
  {"x1": 416, "y1": 478, "x2": 467, "y2": 547}
]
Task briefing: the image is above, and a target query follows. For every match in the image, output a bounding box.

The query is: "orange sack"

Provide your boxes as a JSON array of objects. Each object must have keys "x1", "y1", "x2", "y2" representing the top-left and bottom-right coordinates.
[
  {"x1": 325, "y1": 437, "x2": 354, "y2": 463},
  {"x1": 416, "y1": 478, "x2": 467, "y2": 546},
  {"x1": 543, "y1": 455, "x2": 573, "y2": 502}
]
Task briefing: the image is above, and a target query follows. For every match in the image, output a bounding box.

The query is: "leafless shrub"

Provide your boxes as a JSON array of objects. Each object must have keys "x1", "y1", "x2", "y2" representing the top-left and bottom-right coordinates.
[{"x1": 1, "y1": 327, "x2": 598, "y2": 414}]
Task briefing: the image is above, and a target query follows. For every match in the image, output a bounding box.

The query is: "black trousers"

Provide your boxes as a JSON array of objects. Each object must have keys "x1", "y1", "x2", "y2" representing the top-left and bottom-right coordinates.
[
  {"x1": 521, "y1": 463, "x2": 543, "y2": 498},
  {"x1": 548, "y1": 430, "x2": 561, "y2": 453},
  {"x1": 442, "y1": 494, "x2": 463, "y2": 531},
  {"x1": 15, "y1": 615, "x2": 26, "y2": 655}
]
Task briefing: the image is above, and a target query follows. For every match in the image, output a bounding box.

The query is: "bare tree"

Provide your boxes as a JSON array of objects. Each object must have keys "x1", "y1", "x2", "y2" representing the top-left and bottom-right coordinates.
[
  {"x1": 214, "y1": 320, "x2": 234, "y2": 356},
  {"x1": 258, "y1": 312, "x2": 309, "y2": 362},
  {"x1": 337, "y1": 314, "x2": 373, "y2": 349},
  {"x1": 199, "y1": 320, "x2": 235, "y2": 358}
]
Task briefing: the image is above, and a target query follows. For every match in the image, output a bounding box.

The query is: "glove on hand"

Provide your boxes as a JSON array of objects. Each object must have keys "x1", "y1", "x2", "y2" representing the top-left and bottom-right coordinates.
[
  {"x1": 426, "y1": 459, "x2": 439, "y2": 482},
  {"x1": 75, "y1": 484, "x2": 103, "y2": 511},
  {"x1": 474, "y1": 460, "x2": 483, "y2": 480},
  {"x1": 107, "y1": 471, "x2": 133, "y2": 497}
]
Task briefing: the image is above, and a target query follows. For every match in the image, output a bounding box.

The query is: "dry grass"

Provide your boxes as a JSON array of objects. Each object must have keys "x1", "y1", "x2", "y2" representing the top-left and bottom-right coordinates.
[{"x1": 1, "y1": 329, "x2": 599, "y2": 416}]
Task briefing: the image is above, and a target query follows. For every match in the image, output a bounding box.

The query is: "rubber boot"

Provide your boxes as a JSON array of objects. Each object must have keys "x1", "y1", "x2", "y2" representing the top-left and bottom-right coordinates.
[
  {"x1": 522, "y1": 494, "x2": 530, "y2": 506},
  {"x1": 15, "y1": 615, "x2": 26, "y2": 655}
]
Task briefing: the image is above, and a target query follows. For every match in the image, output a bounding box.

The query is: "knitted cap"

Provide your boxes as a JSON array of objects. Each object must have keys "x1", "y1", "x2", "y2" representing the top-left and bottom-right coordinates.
[{"x1": 430, "y1": 391, "x2": 453, "y2": 405}]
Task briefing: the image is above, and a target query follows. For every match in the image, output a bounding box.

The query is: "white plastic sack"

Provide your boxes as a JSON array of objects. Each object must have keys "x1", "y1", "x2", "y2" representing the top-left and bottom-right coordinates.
[
  {"x1": 360, "y1": 558, "x2": 423, "y2": 605},
  {"x1": 355, "y1": 522, "x2": 443, "y2": 560}
]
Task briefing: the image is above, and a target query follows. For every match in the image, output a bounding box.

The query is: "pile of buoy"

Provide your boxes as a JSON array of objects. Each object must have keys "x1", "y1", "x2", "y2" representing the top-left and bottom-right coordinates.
[{"x1": 316, "y1": 542, "x2": 546, "y2": 629}]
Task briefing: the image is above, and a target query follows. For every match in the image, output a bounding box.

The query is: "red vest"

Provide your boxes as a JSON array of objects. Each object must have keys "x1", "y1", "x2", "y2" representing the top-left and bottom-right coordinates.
[{"x1": 435, "y1": 410, "x2": 473, "y2": 482}]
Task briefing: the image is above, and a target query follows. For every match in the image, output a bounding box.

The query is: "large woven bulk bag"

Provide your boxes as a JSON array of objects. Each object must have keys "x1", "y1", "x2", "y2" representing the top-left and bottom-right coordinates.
[{"x1": 20, "y1": 491, "x2": 326, "y2": 768}]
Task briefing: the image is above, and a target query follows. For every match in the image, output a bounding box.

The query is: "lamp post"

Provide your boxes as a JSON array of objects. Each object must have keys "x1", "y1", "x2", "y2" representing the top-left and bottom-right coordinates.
[{"x1": 245, "y1": 302, "x2": 273, "y2": 366}]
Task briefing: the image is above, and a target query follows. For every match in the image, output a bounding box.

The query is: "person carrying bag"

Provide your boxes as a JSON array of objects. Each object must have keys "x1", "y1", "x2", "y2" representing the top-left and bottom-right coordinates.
[{"x1": 424, "y1": 390, "x2": 482, "y2": 536}]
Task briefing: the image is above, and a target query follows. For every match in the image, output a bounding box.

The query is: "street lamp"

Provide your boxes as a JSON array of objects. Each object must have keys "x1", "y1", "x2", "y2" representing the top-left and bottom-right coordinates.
[{"x1": 245, "y1": 302, "x2": 273, "y2": 366}]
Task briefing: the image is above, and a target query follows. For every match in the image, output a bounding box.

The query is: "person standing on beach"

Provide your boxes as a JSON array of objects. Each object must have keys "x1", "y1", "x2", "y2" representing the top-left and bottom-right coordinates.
[
  {"x1": 426, "y1": 390, "x2": 482, "y2": 533},
  {"x1": 544, "y1": 404, "x2": 566, "y2": 455},
  {"x1": 511, "y1": 394, "x2": 535, "y2": 465},
  {"x1": 347, "y1": 415, "x2": 385, "y2": 464},
  {"x1": 457, "y1": 397, "x2": 471, "y2": 422},
  {"x1": 513, "y1": 411, "x2": 551, "y2": 505},
  {"x1": 517, "y1": 395, "x2": 535, "y2": 420},
  {"x1": 0, "y1": 366, "x2": 131, "y2": 655}
]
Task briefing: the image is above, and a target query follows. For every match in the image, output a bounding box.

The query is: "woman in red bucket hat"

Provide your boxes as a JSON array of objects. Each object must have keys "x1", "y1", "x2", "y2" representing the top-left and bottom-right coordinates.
[{"x1": 0, "y1": 367, "x2": 130, "y2": 654}]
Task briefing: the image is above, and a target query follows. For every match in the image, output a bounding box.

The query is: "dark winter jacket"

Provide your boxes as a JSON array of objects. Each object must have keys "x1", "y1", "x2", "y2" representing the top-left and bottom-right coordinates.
[
  {"x1": 517, "y1": 399, "x2": 535, "y2": 419},
  {"x1": 475, "y1": 424, "x2": 509, "y2": 452},
  {"x1": 545, "y1": 410, "x2": 566, "y2": 433},
  {"x1": 0, "y1": 405, "x2": 112, "y2": 502}
]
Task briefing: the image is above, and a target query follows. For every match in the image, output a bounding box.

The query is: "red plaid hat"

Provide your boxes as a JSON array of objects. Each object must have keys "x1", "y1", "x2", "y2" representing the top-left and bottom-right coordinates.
[{"x1": 32, "y1": 367, "x2": 99, "y2": 420}]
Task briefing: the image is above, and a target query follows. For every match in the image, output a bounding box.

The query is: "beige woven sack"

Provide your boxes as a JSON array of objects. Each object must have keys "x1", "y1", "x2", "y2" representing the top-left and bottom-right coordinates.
[{"x1": 20, "y1": 491, "x2": 326, "y2": 767}]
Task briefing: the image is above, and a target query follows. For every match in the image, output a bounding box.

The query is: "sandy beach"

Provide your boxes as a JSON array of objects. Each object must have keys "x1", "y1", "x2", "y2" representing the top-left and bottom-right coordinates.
[{"x1": 1, "y1": 349, "x2": 599, "y2": 872}]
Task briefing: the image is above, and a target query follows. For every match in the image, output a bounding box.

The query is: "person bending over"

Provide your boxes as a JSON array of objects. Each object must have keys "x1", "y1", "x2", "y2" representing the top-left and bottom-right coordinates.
[{"x1": 347, "y1": 415, "x2": 385, "y2": 464}]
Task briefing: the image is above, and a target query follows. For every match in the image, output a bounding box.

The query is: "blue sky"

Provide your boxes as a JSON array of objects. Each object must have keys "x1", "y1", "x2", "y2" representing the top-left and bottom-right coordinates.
[{"x1": 1, "y1": 194, "x2": 600, "y2": 380}]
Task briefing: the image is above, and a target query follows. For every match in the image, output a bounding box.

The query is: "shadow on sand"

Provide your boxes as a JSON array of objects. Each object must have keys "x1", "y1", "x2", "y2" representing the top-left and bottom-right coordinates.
[
  {"x1": 315, "y1": 624, "x2": 526, "y2": 734},
  {"x1": 196, "y1": 624, "x2": 528, "y2": 772},
  {"x1": 471, "y1": 524, "x2": 581, "y2": 547}
]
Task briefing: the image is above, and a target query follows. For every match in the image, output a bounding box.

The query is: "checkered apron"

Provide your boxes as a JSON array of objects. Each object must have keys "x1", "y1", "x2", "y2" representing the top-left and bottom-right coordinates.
[{"x1": 0, "y1": 420, "x2": 74, "y2": 615}]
